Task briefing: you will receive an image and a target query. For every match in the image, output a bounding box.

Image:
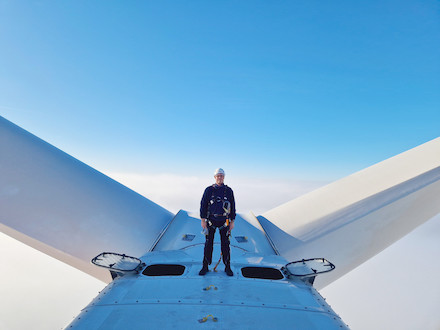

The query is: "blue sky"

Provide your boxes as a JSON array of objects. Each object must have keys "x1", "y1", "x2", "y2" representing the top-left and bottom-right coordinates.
[
  {"x1": 1, "y1": 2, "x2": 440, "y2": 329},
  {"x1": 1, "y1": 1, "x2": 439, "y2": 181}
]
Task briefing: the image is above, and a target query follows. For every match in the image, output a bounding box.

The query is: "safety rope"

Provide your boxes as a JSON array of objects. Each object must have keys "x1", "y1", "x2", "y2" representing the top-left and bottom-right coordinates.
[
  {"x1": 213, "y1": 253, "x2": 222, "y2": 272},
  {"x1": 198, "y1": 315, "x2": 218, "y2": 323},
  {"x1": 203, "y1": 285, "x2": 218, "y2": 291}
]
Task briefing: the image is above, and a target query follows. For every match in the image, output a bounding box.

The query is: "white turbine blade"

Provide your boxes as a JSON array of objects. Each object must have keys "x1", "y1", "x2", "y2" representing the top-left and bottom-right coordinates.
[
  {"x1": 0, "y1": 116, "x2": 174, "y2": 282},
  {"x1": 259, "y1": 137, "x2": 440, "y2": 289}
]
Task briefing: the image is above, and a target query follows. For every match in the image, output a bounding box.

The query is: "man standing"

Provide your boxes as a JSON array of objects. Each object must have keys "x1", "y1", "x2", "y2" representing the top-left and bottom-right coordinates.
[{"x1": 199, "y1": 168, "x2": 236, "y2": 276}]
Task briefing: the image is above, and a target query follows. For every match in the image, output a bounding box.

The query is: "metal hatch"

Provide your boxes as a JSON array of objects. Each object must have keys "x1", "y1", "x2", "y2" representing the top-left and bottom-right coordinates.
[
  {"x1": 284, "y1": 258, "x2": 335, "y2": 278},
  {"x1": 91, "y1": 252, "x2": 143, "y2": 272}
]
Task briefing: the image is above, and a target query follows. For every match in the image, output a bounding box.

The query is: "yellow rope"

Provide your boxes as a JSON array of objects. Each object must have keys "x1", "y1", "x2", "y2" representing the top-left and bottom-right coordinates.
[
  {"x1": 213, "y1": 253, "x2": 222, "y2": 272},
  {"x1": 198, "y1": 315, "x2": 218, "y2": 323},
  {"x1": 203, "y1": 285, "x2": 218, "y2": 291}
]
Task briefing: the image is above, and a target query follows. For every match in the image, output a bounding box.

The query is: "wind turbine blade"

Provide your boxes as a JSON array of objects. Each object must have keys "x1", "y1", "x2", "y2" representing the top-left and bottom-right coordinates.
[
  {"x1": 0, "y1": 116, "x2": 174, "y2": 282},
  {"x1": 259, "y1": 137, "x2": 440, "y2": 289}
]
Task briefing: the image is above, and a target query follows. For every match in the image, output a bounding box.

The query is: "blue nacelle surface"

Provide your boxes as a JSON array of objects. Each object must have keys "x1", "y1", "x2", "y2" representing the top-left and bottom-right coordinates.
[{"x1": 67, "y1": 211, "x2": 347, "y2": 329}]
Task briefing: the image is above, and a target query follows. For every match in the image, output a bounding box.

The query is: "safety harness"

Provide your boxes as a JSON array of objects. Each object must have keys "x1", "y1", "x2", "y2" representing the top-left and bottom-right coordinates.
[{"x1": 206, "y1": 184, "x2": 232, "y2": 228}]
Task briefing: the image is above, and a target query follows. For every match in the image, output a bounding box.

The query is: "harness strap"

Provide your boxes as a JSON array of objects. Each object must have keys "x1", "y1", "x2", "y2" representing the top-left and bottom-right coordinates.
[{"x1": 208, "y1": 185, "x2": 231, "y2": 217}]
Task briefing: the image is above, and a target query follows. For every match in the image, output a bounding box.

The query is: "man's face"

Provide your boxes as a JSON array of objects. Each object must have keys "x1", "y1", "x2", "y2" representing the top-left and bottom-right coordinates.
[{"x1": 215, "y1": 174, "x2": 224, "y2": 185}]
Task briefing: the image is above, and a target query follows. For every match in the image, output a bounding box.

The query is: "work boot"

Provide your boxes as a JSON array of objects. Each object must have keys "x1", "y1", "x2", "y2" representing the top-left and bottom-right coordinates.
[
  {"x1": 225, "y1": 265, "x2": 233, "y2": 277},
  {"x1": 199, "y1": 264, "x2": 209, "y2": 276}
]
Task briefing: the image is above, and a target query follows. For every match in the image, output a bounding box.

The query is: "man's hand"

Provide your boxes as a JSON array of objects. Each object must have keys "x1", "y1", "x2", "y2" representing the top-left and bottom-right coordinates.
[
  {"x1": 229, "y1": 221, "x2": 235, "y2": 231},
  {"x1": 201, "y1": 219, "x2": 207, "y2": 229}
]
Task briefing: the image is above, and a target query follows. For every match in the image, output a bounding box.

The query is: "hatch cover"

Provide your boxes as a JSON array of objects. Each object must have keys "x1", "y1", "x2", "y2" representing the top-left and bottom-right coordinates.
[
  {"x1": 285, "y1": 258, "x2": 335, "y2": 278},
  {"x1": 91, "y1": 252, "x2": 142, "y2": 272}
]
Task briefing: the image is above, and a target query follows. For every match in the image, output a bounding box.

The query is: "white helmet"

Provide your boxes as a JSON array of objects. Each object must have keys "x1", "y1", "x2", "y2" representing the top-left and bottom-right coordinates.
[{"x1": 214, "y1": 168, "x2": 225, "y2": 176}]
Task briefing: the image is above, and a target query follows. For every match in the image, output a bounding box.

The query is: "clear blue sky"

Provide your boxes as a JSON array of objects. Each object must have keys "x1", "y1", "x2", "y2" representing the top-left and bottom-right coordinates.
[
  {"x1": 1, "y1": 3, "x2": 439, "y2": 329},
  {"x1": 1, "y1": 0, "x2": 439, "y2": 180}
]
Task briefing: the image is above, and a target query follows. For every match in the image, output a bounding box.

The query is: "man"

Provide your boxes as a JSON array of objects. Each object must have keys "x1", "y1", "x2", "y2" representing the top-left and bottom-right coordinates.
[{"x1": 199, "y1": 168, "x2": 236, "y2": 276}]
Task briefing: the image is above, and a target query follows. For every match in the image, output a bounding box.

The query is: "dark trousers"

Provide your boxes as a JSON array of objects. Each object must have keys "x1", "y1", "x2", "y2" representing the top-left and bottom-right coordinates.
[{"x1": 203, "y1": 220, "x2": 230, "y2": 266}]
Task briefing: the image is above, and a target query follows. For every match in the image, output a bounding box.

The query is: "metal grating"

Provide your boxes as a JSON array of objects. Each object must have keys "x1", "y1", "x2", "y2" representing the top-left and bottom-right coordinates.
[
  {"x1": 142, "y1": 264, "x2": 186, "y2": 276},
  {"x1": 241, "y1": 267, "x2": 284, "y2": 280}
]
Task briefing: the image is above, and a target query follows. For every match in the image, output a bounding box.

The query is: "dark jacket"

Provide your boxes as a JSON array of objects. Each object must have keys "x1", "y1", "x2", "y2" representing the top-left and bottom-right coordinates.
[{"x1": 200, "y1": 184, "x2": 236, "y2": 221}]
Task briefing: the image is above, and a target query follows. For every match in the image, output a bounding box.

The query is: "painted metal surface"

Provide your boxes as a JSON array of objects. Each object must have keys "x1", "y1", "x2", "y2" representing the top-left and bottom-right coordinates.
[
  {"x1": 153, "y1": 211, "x2": 275, "y2": 255},
  {"x1": 0, "y1": 116, "x2": 174, "y2": 282},
  {"x1": 67, "y1": 211, "x2": 347, "y2": 329}
]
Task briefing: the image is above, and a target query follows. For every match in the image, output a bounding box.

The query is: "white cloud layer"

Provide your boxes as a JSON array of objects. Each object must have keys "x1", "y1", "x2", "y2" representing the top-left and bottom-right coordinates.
[{"x1": 105, "y1": 171, "x2": 328, "y2": 215}]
